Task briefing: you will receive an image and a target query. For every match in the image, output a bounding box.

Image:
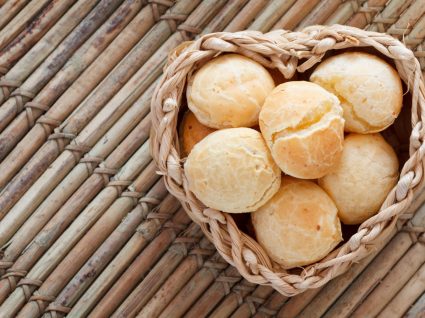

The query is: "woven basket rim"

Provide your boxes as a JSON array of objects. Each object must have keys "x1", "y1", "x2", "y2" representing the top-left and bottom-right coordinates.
[{"x1": 150, "y1": 24, "x2": 425, "y2": 296}]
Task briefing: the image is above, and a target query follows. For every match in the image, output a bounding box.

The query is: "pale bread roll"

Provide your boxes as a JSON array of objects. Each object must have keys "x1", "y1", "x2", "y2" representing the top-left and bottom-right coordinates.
[
  {"x1": 252, "y1": 177, "x2": 342, "y2": 268},
  {"x1": 259, "y1": 81, "x2": 344, "y2": 179},
  {"x1": 310, "y1": 52, "x2": 403, "y2": 133},
  {"x1": 179, "y1": 111, "x2": 215, "y2": 156},
  {"x1": 187, "y1": 54, "x2": 275, "y2": 129},
  {"x1": 319, "y1": 133, "x2": 399, "y2": 225},
  {"x1": 184, "y1": 128, "x2": 281, "y2": 213}
]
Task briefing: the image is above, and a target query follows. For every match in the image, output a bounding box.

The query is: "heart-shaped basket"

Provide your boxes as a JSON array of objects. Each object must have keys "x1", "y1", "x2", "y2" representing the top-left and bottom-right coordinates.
[{"x1": 150, "y1": 24, "x2": 425, "y2": 296}]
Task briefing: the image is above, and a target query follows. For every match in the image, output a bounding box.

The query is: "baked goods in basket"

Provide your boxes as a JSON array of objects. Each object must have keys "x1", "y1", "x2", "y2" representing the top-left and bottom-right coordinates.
[
  {"x1": 259, "y1": 81, "x2": 345, "y2": 179},
  {"x1": 179, "y1": 111, "x2": 215, "y2": 156},
  {"x1": 319, "y1": 133, "x2": 399, "y2": 224},
  {"x1": 184, "y1": 127, "x2": 281, "y2": 213},
  {"x1": 310, "y1": 52, "x2": 403, "y2": 133},
  {"x1": 252, "y1": 176, "x2": 342, "y2": 268},
  {"x1": 187, "y1": 53, "x2": 275, "y2": 129}
]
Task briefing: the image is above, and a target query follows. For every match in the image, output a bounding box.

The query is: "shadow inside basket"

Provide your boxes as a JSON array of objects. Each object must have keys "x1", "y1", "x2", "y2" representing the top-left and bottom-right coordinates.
[{"x1": 176, "y1": 45, "x2": 413, "y2": 271}]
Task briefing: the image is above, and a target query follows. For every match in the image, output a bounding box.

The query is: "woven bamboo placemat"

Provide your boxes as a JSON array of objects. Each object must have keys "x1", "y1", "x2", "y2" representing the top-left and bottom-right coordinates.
[{"x1": 0, "y1": 0, "x2": 423, "y2": 317}]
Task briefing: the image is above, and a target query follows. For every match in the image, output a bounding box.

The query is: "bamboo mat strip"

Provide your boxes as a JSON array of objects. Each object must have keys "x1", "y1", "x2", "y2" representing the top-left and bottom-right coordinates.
[
  {"x1": 297, "y1": 0, "x2": 343, "y2": 29},
  {"x1": 0, "y1": 0, "x2": 76, "y2": 73},
  {"x1": 0, "y1": 0, "x2": 146, "y2": 246},
  {"x1": 272, "y1": 0, "x2": 321, "y2": 30},
  {"x1": 247, "y1": 0, "x2": 297, "y2": 32},
  {"x1": 405, "y1": 292, "x2": 425, "y2": 317},
  {"x1": 0, "y1": 1, "x2": 176, "y2": 244},
  {"x1": 0, "y1": 0, "x2": 30, "y2": 31},
  {"x1": 0, "y1": 0, "x2": 423, "y2": 317},
  {"x1": 67, "y1": 195, "x2": 182, "y2": 317},
  {"x1": 0, "y1": 0, "x2": 139, "y2": 167},
  {"x1": 0, "y1": 0, "x2": 51, "y2": 51},
  {"x1": 0, "y1": 0, "x2": 98, "y2": 104},
  {"x1": 0, "y1": 0, "x2": 122, "y2": 134}
]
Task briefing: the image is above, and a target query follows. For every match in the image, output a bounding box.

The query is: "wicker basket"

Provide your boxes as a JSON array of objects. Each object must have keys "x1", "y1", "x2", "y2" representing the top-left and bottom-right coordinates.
[{"x1": 150, "y1": 24, "x2": 425, "y2": 296}]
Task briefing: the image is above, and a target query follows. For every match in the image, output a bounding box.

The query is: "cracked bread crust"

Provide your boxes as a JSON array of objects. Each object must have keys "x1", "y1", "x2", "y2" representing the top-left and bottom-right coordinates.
[
  {"x1": 259, "y1": 81, "x2": 345, "y2": 179},
  {"x1": 252, "y1": 177, "x2": 342, "y2": 268},
  {"x1": 310, "y1": 52, "x2": 403, "y2": 133},
  {"x1": 187, "y1": 54, "x2": 275, "y2": 129},
  {"x1": 184, "y1": 128, "x2": 281, "y2": 213},
  {"x1": 319, "y1": 133, "x2": 399, "y2": 224}
]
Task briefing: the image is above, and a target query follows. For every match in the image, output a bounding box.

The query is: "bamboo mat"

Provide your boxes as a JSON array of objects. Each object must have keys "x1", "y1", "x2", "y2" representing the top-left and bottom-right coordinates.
[{"x1": 0, "y1": 0, "x2": 424, "y2": 317}]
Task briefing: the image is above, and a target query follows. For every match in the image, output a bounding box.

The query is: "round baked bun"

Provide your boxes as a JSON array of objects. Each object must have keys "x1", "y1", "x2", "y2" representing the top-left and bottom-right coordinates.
[
  {"x1": 310, "y1": 52, "x2": 403, "y2": 133},
  {"x1": 252, "y1": 177, "x2": 342, "y2": 268},
  {"x1": 187, "y1": 54, "x2": 275, "y2": 129},
  {"x1": 259, "y1": 81, "x2": 344, "y2": 179},
  {"x1": 179, "y1": 111, "x2": 216, "y2": 156},
  {"x1": 319, "y1": 133, "x2": 399, "y2": 225},
  {"x1": 184, "y1": 128, "x2": 281, "y2": 213}
]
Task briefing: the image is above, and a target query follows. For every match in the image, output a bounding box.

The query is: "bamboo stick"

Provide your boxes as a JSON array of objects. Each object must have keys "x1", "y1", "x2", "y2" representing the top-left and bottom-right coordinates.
[
  {"x1": 254, "y1": 292, "x2": 288, "y2": 317},
  {"x1": 201, "y1": 0, "x2": 249, "y2": 35},
  {"x1": 0, "y1": 0, "x2": 211, "y2": 220},
  {"x1": 112, "y1": 224, "x2": 204, "y2": 317},
  {"x1": 17, "y1": 180, "x2": 168, "y2": 318},
  {"x1": 378, "y1": 261, "x2": 425, "y2": 318},
  {"x1": 248, "y1": 0, "x2": 297, "y2": 32},
  {"x1": 0, "y1": 0, "x2": 142, "y2": 162},
  {"x1": 158, "y1": 253, "x2": 228, "y2": 318},
  {"x1": 325, "y1": 0, "x2": 368, "y2": 25},
  {"x1": 0, "y1": 0, "x2": 195, "y2": 188},
  {"x1": 0, "y1": 0, "x2": 98, "y2": 104},
  {"x1": 0, "y1": 0, "x2": 29, "y2": 30},
  {"x1": 296, "y1": 0, "x2": 342, "y2": 30},
  {"x1": 0, "y1": 10, "x2": 168, "y2": 246},
  {"x1": 88, "y1": 207, "x2": 192, "y2": 317},
  {"x1": 320, "y1": 205, "x2": 425, "y2": 318},
  {"x1": 351, "y1": 233, "x2": 425, "y2": 317},
  {"x1": 208, "y1": 280, "x2": 257, "y2": 318},
  {"x1": 385, "y1": 0, "x2": 425, "y2": 39},
  {"x1": 0, "y1": 0, "x2": 77, "y2": 72},
  {"x1": 48, "y1": 186, "x2": 181, "y2": 318},
  {"x1": 271, "y1": 0, "x2": 321, "y2": 30},
  {"x1": 346, "y1": 0, "x2": 388, "y2": 28},
  {"x1": 0, "y1": 0, "x2": 51, "y2": 51},
  {"x1": 67, "y1": 195, "x2": 181, "y2": 317},
  {"x1": 403, "y1": 13, "x2": 425, "y2": 50},
  {"x1": 137, "y1": 238, "x2": 216, "y2": 318},
  {"x1": 225, "y1": 0, "x2": 269, "y2": 32},
  {"x1": 184, "y1": 266, "x2": 243, "y2": 317},
  {"x1": 230, "y1": 285, "x2": 274, "y2": 318},
  {"x1": 405, "y1": 291, "x2": 425, "y2": 317},
  {"x1": 0, "y1": 119, "x2": 154, "y2": 296},
  {"x1": 0, "y1": 0, "x2": 123, "y2": 134},
  {"x1": 0, "y1": 143, "x2": 154, "y2": 316},
  {"x1": 367, "y1": 0, "x2": 413, "y2": 32},
  {"x1": 0, "y1": 92, "x2": 154, "y2": 276}
]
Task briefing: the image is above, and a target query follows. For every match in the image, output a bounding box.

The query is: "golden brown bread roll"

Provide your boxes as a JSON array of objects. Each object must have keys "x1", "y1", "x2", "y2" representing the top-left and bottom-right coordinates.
[
  {"x1": 187, "y1": 54, "x2": 275, "y2": 129},
  {"x1": 184, "y1": 128, "x2": 281, "y2": 213},
  {"x1": 179, "y1": 111, "x2": 215, "y2": 156},
  {"x1": 319, "y1": 133, "x2": 399, "y2": 225},
  {"x1": 252, "y1": 176, "x2": 342, "y2": 268},
  {"x1": 310, "y1": 52, "x2": 403, "y2": 133},
  {"x1": 259, "y1": 81, "x2": 344, "y2": 179}
]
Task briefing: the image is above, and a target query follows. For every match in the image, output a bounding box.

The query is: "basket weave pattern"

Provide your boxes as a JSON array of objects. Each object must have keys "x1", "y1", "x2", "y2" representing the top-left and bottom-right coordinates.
[{"x1": 151, "y1": 24, "x2": 425, "y2": 296}]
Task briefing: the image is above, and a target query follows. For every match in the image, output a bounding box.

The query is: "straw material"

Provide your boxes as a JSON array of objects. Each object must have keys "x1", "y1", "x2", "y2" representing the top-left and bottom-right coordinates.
[
  {"x1": 0, "y1": 0, "x2": 423, "y2": 316},
  {"x1": 150, "y1": 24, "x2": 425, "y2": 295}
]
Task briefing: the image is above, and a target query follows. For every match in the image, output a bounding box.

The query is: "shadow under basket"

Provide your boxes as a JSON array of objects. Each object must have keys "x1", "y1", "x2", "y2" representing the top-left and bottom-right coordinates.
[{"x1": 150, "y1": 24, "x2": 425, "y2": 296}]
